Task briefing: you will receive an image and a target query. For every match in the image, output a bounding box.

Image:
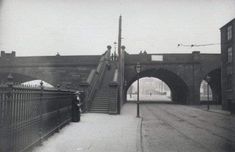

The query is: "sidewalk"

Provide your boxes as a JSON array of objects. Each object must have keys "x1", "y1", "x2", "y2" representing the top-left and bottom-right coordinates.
[
  {"x1": 32, "y1": 103, "x2": 141, "y2": 152},
  {"x1": 192, "y1": 105, "x2": 231, "y2": 115}
]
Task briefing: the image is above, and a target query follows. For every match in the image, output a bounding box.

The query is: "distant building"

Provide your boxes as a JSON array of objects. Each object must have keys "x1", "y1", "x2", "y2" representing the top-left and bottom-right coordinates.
[
  {"x1": 0, "y1": 51, "x2": 16, "y2": 58},
  {"x1": 220, "y1": 18, "x2": 235, "y2": 113}
]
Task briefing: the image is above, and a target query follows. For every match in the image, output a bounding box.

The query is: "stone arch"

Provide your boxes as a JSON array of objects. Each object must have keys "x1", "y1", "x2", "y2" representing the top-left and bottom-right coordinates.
[
  {"x1": 199, "y1": 68, "x2": 221, "y2": 104},
  {"x1": 125, "y1": 68, "x2": 190, "y2": 104}
]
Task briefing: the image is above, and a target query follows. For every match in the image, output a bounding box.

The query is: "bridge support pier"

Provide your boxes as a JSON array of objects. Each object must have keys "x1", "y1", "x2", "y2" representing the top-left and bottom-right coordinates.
[{"x1": 188, "y1": 85, "x2": 200, "y2": 105}]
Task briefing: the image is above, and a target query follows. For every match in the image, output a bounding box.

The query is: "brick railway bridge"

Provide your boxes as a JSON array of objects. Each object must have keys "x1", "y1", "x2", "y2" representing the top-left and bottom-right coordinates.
[
  {"x1": 0, "y1": 47, "x2": 221, "y2": 114},
  {"x1": 0, "y1": 16, "x2": 226, "y2": 152}
]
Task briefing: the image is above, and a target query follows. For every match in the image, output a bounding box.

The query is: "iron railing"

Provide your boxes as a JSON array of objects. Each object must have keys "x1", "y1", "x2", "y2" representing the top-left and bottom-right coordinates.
[{"x1": 0, "y1": 79, "x2": 74, "y2": 152}]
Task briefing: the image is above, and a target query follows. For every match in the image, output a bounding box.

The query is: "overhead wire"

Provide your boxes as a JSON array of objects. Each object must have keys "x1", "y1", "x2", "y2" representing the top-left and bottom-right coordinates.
[{"x1": 177, "y1": 43, "x2": 220, "y2": 47}]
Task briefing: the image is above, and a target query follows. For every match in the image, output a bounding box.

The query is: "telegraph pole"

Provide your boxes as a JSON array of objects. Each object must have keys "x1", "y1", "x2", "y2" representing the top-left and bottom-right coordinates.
[
  {"x1": 118, "y1": 15, "x2": 124, "y2": 112},
  {"x1": 118, "y1": 15, "x2": 122, "y2": 57}
]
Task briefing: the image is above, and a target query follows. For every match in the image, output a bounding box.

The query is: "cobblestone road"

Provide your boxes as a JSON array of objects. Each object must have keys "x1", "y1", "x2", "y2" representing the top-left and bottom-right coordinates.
[{"x1": 141, "y1": 104, "x2": 235, "y2": 152}]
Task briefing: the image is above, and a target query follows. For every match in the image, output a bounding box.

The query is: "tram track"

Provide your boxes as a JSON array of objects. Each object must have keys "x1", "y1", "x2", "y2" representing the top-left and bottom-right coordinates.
[{"x1": 141, "y1": 104, "x2": 235, "y2": 152}]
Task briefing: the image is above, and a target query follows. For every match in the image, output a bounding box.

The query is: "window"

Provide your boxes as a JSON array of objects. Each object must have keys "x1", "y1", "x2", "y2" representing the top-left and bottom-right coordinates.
[
  {"x1": 226, "y1": 66, "x2": 232, "y2": 75},
  {"x1": 227, "y1": 47, "x2": 233, "y2": 63},
  {"x1": 227, "y1": 25, "x2": 232, "y2": 40},
  {"x1": 227, "y1": 100, "x2": 232, "y2": 108},
  {"x1": 226, "y1": 74, "x2": 233, "y2": 90}
]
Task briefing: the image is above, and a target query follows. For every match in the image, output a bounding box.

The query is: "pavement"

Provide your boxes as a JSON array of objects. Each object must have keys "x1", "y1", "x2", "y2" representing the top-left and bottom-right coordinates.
[
  {"x1": 32, "y1": 103, "x2": 141, "y2": 152},
  {"x1": 192, "y1": 104, "x2": 231, "y2": 115}
]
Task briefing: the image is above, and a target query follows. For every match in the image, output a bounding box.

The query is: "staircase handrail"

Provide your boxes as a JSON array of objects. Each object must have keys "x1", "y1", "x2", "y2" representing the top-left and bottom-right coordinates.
[
  {"x1": 109, "y1": 69, "x2": 119, "y2": 86},
  {"x1": 82, "y1": 49, "x2": 110, "y2": 110}
]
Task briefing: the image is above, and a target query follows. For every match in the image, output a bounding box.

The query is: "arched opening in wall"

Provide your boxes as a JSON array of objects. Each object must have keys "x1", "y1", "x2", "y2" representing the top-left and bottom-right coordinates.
[
  {"x1": 125, "y1": 68, "x2": 189, "y2": 104},
  {"x1": 21, "y1": 80, "x2": 55, "y2": 88},
  {"x1": 200, "y1": 80, "x2": 212, "y2": 102},
  {"x1": 200, "y1": 68, "x2": 221, "y2": 106},
  {"x1": 126, "y1": 77, "x2": 172, "y2": 103}
]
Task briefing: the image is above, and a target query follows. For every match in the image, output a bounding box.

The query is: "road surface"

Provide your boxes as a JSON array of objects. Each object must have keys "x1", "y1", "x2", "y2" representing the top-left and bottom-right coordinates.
[
  {"x1": 141, "y1": 104, "x2": 235, "y2": 152},
  {"x1": 127, "y1": 94, "x2": 171, "y2": 101}
]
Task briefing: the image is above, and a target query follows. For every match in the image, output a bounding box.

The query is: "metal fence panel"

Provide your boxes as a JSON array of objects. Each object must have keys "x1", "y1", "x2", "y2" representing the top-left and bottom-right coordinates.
[{"x1": 0, "y1": 84, "x2": 74, "y2": 152}]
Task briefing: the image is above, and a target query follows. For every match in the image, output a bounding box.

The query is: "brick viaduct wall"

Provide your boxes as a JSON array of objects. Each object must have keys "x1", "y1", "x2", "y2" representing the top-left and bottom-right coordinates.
[
  {"x1": 0, "y1": 51, "x2": 221, "y2": 105},
  {"x1": 124, "y1": 52, "x2": 221, "y2": 105},
  {"x1": 0, "y1": 55, "x2": 101, "y2": 90}
]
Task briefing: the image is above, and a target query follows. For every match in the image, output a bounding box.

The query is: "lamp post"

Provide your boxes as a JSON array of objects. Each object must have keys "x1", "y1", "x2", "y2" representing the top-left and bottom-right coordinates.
[
  {"x1": 206, "y1": 75, "x2": 211, "y2": 110},
  {"x1": 114, "y1": 42, "x2": 117, "y2": 53},
  {"x1": 136, "y1": 62, "x2": 141, "y2": 118}
]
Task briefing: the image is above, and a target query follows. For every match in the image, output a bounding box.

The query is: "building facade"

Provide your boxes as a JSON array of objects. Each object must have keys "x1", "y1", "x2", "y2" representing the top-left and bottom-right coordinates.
[{"x1": 221, "y1": 18, "x2": 235, "y2": 113}]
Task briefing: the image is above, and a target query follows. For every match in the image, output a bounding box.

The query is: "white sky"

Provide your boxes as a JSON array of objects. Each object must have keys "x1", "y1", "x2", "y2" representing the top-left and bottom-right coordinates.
[{"x1": 0, "y1": 0, "x2": 234, "y2": 56}]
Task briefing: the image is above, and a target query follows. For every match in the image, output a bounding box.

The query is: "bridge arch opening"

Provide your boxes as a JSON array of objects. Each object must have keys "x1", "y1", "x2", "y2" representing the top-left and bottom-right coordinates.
[
  {"x1": 200, "y1": 80, "x2": 212, "y2": 102},
  {"x1": 125, "y1": 68, "x2": 189, "y2": 104},
  {"x1": 126, "y1": 77, "x2": 172, "y2": 103},
  {"x1": 21, "y1": 80, "x2": 55, "y2": 88},
  {"x1": 200, "y1": 68, "x2": 221, "y2": 105}
]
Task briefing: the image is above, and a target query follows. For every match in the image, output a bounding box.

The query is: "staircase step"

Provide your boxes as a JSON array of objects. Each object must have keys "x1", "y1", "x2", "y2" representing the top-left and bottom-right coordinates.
[
  {"x1": 89, "y1": 107, "x2": 109, "y2": 110},
  {"x1": 91, "y1": 105, "x2": 109, "y2": 108},
  {"x1": 91, "y1": 103, "x2": 108, "y2": 105},
  {"x1": 90, "y1": 107, "x2": 109, "y2": 110},
  {"x1": 93, "y1": 98, "x2": 110, "y2": 101},
  {"x1": 93, "y1": 97, "x2": 109, "y2": 100},
  {"x1": 93, "y1": 99, "x2": 109, "y2": 101},
  {"x1": 92, "y1": 100, "x2": 109, "y2": 103},
  {"x1": 91, "y1": 103, "x2": 109, "y2": 106},
  {"x1": 89, "y1": 110, "x2": 109, "y2": 113}
]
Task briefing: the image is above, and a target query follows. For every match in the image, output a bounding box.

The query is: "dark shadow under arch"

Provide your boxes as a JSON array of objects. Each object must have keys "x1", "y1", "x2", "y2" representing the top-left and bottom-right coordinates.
[{"x1": 125, "y1": 68, "x2": 189, "y2": 104}]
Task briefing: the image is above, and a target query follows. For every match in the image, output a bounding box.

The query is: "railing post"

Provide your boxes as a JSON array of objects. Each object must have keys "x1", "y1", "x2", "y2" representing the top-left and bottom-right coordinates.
[
  {"x1": 39, "y1": 81, "x2": 44, "y2": 144},
  {"x1": 2, "y1": 74, "x2": 14, "y2": 152},
  {"x1": 8, "y1": 74, "x2": 14, "y2": 151},
  {"x1": 56, "y1": 85, "x2": 61, "y2": 132}
]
